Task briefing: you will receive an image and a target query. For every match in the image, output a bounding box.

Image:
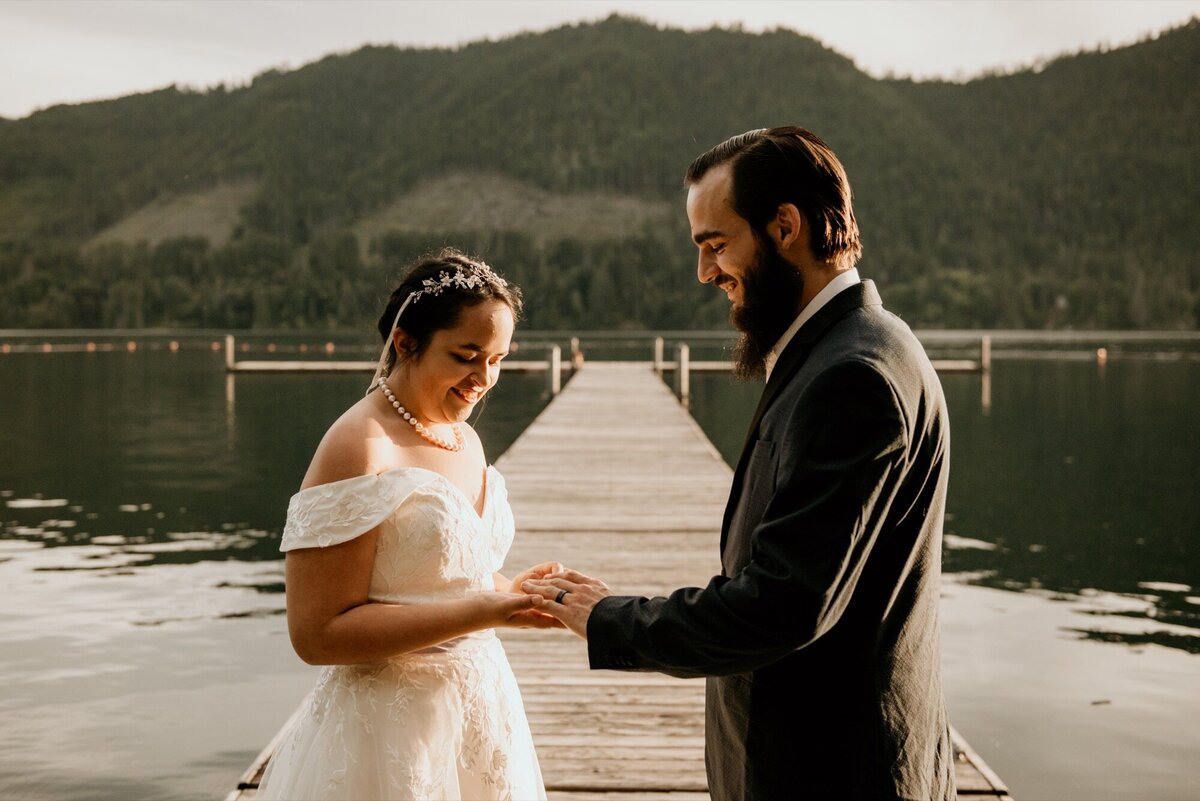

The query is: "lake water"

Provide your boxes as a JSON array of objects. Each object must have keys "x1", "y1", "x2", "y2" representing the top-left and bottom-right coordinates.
[{"x1": 1, "y1": 335, "x2": 1198, "y2": 800}]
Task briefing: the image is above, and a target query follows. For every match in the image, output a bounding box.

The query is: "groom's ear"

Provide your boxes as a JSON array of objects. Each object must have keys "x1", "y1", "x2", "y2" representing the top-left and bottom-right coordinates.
[{"x1": 767, "y1": 203, "x2": 805, "y2": 252}]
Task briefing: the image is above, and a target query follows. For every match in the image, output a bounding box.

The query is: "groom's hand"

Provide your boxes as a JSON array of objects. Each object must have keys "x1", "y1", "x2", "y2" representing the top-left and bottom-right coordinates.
[
  {"x1": 505, "y1": 561, "x2": 565, "y2": 594},
  {"x1": 522, "y1": 569, "x2": 610, "y2": 639}
]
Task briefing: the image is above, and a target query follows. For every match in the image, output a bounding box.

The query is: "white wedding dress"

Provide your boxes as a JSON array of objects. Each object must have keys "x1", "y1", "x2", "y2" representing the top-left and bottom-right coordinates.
[{"x1": 257, "y1": 465, "x2": 547, "y2": 801}]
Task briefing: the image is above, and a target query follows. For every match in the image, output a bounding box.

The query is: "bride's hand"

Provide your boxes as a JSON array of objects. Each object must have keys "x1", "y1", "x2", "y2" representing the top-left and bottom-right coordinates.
[
  {"x1": 506, "y1": 561, "x2": 565, "y2": 594},
  {"x1": 475, "y1": 592, "x2": 565, "y2": 629}
]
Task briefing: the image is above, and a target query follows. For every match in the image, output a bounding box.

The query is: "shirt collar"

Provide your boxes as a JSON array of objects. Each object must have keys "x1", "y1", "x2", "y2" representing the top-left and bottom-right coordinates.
[{"x1": 764, "y1": 268, "x2": 861, "y2": 380}]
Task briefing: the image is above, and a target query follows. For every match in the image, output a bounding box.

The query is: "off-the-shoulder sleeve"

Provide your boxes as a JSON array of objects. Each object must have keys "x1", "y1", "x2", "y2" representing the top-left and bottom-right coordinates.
[{"x1": 280, "y1": 470, "x2": 434, "y2": 552}]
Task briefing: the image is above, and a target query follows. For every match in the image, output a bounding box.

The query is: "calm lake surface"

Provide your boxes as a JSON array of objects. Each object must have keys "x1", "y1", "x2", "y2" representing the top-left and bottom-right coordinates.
[{"x1": 1, "y1": 334, "x2": 1198, "y2": 800}]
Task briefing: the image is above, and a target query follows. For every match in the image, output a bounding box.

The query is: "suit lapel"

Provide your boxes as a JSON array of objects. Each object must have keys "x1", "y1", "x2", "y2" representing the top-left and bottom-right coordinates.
[{"x1": 719, "y1": 280, "x2": 883, "y2": 556}]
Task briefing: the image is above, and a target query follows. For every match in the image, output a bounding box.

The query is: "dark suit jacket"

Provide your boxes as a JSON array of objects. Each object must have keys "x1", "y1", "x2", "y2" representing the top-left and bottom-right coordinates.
[{"x1": 588, "y1": 281, "x2": 955, "y2": 801}]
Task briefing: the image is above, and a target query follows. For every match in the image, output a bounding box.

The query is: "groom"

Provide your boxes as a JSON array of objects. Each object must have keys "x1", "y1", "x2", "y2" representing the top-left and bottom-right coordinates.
[{"x1": 524, "y1": 127, "x2": 955, "y2": 800}]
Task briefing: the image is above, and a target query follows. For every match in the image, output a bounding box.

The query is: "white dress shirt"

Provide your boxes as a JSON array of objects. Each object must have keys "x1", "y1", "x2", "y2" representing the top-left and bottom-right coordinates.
[{"x1": 764, "y1": 268, "x2": 861, "y2": 380}]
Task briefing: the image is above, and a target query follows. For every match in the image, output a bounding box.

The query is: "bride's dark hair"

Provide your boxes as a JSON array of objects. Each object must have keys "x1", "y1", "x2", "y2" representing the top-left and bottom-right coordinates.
[{"x1": 377, "y1": 248, "x2": 522, "y2": 373}]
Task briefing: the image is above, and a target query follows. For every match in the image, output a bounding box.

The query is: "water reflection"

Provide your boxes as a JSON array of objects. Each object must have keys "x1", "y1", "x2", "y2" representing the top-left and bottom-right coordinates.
[
  {"x1": 1, "y1": 347, "x2": 549, "y2": 568},
  {"x1": 1067, "y1": 628, "x2": 1200, "y2": 654},
  {"x1": 0, "y1": 345, "x2": 551, "y2": 801},
  {"x1": 2, "y1": 340, "x2": 1199, "y2": 800},
  {"x1": 688, "y1": 359, "x2": 1200, "y2": 654}
]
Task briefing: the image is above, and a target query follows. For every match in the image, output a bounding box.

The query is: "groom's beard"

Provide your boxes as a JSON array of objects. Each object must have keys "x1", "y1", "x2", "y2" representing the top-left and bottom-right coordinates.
[{"x1": 730, "y1": 239, "x2": 805, "y2": 383}]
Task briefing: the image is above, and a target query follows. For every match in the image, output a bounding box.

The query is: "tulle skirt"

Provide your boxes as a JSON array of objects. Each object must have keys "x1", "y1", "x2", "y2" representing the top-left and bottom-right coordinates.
[{"x1": 257, "y1": 633, "x2": 546, "y2": 801}]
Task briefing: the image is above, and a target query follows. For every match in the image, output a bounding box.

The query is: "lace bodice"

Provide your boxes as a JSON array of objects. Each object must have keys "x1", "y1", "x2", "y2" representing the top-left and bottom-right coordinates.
[
  {"x1": 280, "y1": 465, "x2": 514, "y2": 604},
  {"x1": 261, "y1": 464, "x2": 544, "y2": 801}
]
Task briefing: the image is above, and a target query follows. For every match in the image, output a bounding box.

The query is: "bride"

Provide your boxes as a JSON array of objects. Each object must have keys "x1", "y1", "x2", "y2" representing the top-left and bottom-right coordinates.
[{"x1": 257, "y1": 248, "x2": 558, "y2": 801}]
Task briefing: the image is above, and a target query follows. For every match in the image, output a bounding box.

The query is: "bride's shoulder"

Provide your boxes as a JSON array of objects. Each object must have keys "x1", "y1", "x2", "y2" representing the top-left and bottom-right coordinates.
[
  {"x1": 300, "y1": 400, "x2": 396, "y2": 491},
  {"x1": 458, "y1": 421, "x2": 485, "y2": 457}
]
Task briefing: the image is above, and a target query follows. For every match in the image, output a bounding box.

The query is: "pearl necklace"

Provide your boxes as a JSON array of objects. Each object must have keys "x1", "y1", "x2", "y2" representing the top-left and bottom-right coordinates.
[{"x1": 377, "y1": 377, "x2": 464, "y2": 452}]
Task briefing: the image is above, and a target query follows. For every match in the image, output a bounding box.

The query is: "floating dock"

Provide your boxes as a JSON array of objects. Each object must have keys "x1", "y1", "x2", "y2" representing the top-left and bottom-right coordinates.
[
  {"x1": 222, "y1": 333, "x2": 990, "y2": 407},
  {"x1": 228, "y1": 362, "x2": 1011, "y2": 800}
]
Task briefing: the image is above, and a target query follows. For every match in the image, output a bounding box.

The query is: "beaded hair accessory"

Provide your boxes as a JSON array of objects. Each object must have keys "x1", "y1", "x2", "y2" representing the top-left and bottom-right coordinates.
[{"x1": 366, "y1": 261, "x2": 507, "y2": 394}]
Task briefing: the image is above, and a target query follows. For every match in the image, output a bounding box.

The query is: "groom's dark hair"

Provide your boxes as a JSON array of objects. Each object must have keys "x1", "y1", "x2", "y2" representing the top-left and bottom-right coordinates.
[{"x1": 685, "y1": 126, "x2": 862, "y2": 270}]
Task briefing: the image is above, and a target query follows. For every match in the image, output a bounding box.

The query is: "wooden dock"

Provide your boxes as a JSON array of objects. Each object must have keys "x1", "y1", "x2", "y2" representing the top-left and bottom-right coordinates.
[
  {"x1": 223, "y1": 335, "x2": 572, "y2": 394},
  {"x1": 228, "y1": 362, "x2": 1010, "y2": 801}
]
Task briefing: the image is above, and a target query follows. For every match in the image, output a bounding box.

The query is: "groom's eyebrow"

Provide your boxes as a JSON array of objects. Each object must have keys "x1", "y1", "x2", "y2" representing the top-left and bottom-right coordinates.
[{"x1": 692, "y1": 229, "x2": 723, "y2": 246}]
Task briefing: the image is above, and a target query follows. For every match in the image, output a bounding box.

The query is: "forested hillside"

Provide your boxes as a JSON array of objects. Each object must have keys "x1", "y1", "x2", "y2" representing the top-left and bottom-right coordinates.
[{"x1": 0, "y1": 15, "x2": 1195, "y2": 330}]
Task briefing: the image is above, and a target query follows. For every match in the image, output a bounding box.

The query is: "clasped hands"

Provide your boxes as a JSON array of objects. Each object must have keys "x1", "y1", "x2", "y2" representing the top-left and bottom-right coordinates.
[{"x1": 495, "y1": 561, "x2": 611, "y2": 638}]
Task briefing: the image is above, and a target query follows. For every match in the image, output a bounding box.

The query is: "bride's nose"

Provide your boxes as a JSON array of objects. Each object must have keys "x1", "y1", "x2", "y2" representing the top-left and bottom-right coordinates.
[{"x1": 467, "y1": 364, "x2": 490, "y2": 389}]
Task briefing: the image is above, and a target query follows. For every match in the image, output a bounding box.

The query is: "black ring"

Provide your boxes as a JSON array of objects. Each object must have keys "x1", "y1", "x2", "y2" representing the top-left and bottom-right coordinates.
[{"x1": 555, "y1": 589, "x2": 569, "y2": 604}]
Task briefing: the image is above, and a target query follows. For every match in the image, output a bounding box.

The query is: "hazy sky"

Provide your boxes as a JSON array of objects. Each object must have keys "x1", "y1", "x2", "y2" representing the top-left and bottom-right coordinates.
[{"x1": 1, "y1": 0, "x2": 1197, "y2": 119}]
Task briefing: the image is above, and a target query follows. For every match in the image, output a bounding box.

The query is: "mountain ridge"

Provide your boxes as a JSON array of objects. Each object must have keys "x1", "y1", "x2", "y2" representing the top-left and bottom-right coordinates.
[{"x1": 0, "y1": 15, "x2": 1195, "y2": 329}]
